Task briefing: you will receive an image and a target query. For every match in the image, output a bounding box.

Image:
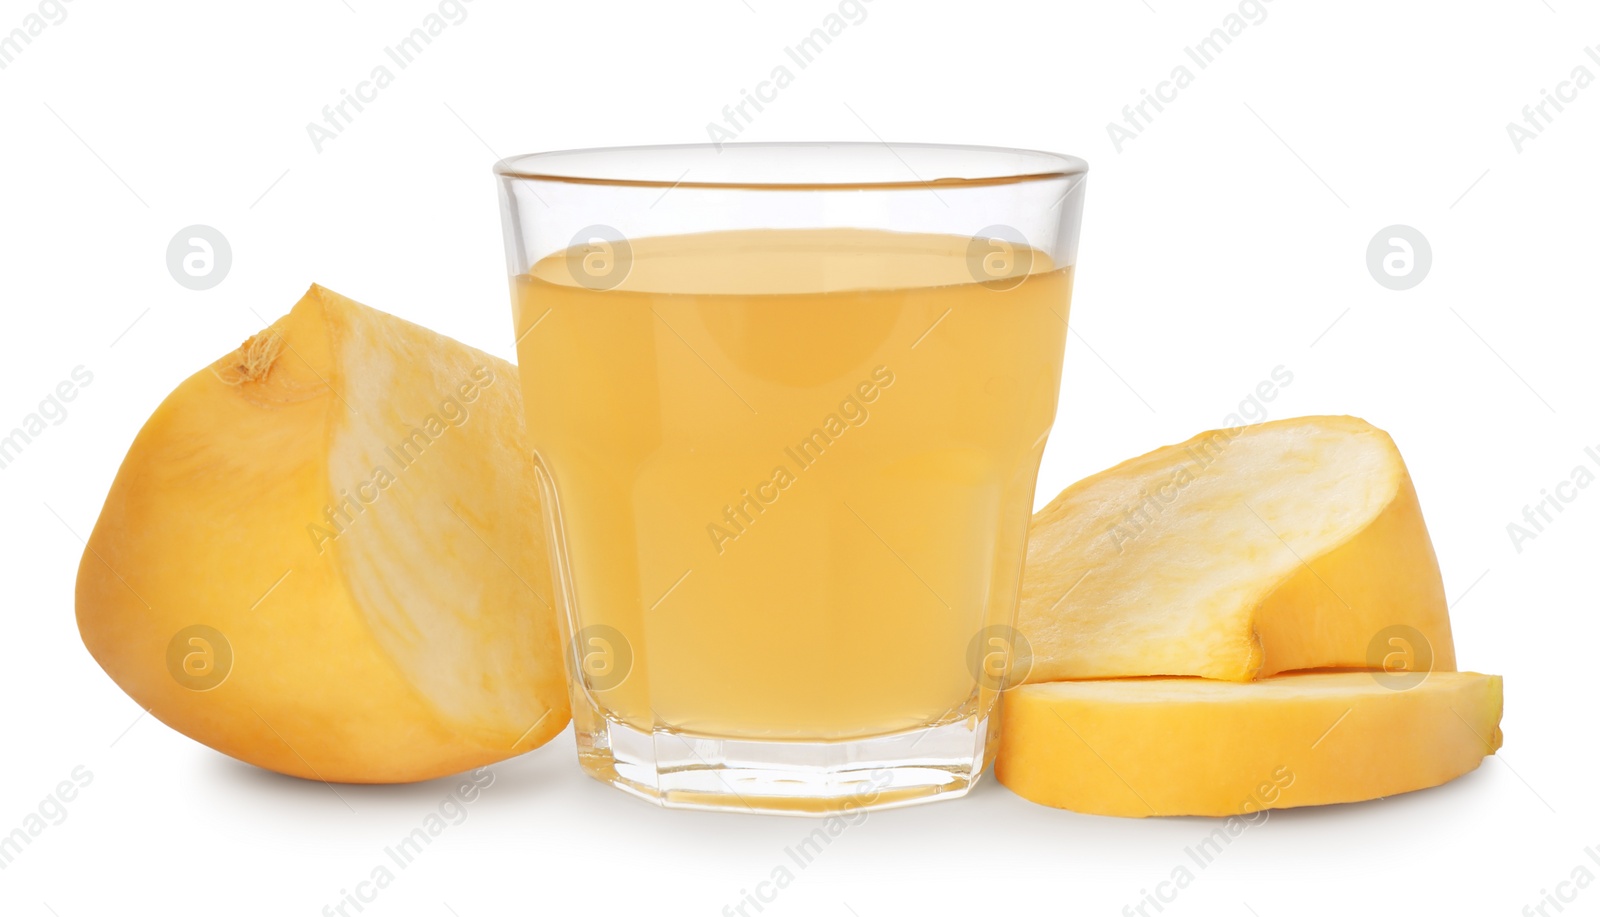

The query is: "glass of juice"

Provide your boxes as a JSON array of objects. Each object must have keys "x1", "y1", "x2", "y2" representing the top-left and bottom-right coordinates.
[{"x1": 495, "y1": 143, "x2": 1086, "y2": 814}]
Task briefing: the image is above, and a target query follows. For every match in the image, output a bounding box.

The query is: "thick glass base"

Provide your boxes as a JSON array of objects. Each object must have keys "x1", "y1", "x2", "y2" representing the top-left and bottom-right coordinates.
[{"x1": 575, "y1": 712, "x2": 992, "y2": 816}]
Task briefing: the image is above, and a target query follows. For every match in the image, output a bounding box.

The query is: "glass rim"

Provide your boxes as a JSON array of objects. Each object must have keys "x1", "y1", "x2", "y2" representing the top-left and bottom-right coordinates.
[{"x1": 493, "y1": 142, "x2": 1088, "y2": 191}]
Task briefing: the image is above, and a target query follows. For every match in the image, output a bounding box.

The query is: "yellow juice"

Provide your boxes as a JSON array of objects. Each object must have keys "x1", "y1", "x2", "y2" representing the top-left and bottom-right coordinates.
[{"x1": 514, "y1": 228, "x2": 1070, "y2": 740}]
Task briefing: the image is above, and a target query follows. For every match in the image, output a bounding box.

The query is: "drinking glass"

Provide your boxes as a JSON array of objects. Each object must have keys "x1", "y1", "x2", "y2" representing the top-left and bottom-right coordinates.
[{"x1": 495, "y1": 143, "x2": 1086, "y2": 814}]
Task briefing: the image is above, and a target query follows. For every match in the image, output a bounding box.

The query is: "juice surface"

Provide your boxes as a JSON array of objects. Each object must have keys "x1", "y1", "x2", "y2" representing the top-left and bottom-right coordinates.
[{"x1": 514, "y1": 228, "x2": 1071, "y2": 739}]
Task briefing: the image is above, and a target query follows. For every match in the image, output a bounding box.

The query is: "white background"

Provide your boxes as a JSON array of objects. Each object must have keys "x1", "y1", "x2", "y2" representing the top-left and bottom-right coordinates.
[{"x1": 1, "y1": 0, "x2": 1595, "y2": 914}]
